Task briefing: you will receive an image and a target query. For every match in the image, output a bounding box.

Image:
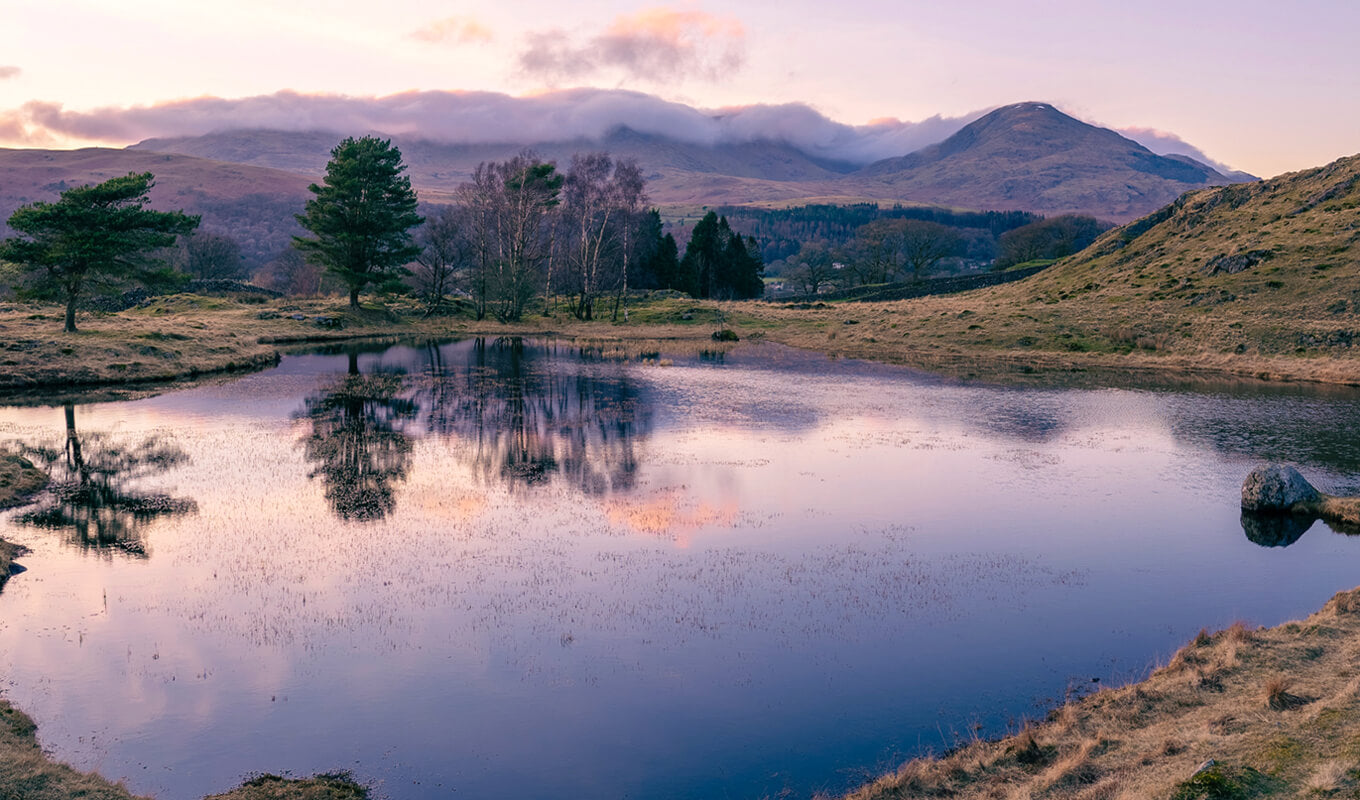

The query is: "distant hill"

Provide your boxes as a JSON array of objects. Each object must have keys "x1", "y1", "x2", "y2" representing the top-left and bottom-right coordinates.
[
  {"x1": 126, "y1": 103, "x2": 1251, "y2": 222},
  {"x1": 130, "y1": 127, "x2": 860, "y2": 207},
  {"x1": 857, "y1": 102, "x2": 1247, "y2": 219},
  {"x1": 0, "y1": 148, "x2": 312, "y2": 269}
]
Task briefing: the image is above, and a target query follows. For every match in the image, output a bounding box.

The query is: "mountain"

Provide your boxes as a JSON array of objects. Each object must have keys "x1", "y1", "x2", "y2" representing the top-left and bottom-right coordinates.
[
  {"x1": 126, "y1": 103, "x2": 1249, "y2": 221},
  {"x1": 130, "y1": 127, "x2": 860, "y2": 206},
  {"x1": 0, "y1": 147, "x2": 312, "y2": 268},
  {"x1": 0, "y1": 102, "x2": 1254, "y2": 272},
  {"x1": 857, "y1": 102, "x2": 1246, "y2": 219}
]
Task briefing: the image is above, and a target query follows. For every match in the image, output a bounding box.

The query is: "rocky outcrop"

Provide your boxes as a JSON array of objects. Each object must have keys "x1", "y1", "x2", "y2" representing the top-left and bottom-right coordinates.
[
  {"x1": 1240, "y1": 465, "x2": 1360, "y2": 545},
  {"x1": 1241, "y1": 464, "x2": 1320, "y2": 512}
]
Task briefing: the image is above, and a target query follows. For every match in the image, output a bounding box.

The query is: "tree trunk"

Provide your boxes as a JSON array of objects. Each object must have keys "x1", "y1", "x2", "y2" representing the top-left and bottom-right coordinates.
[
  {"x1": 64, "y1": 292, "x2": 78, "y2": 333},
  {"x1": 349, "y1": 287, "x2": 360, "y2": 308}
]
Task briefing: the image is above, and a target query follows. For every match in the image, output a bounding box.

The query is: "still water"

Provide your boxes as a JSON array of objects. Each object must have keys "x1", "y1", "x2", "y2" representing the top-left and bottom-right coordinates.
[{"x1": 2, "y1": 338, "x2": 1359, "y2": 799}]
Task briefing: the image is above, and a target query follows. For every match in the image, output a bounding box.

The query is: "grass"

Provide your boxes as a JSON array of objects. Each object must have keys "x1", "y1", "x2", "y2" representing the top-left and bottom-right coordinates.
[
  {"x1": 0, "y1": 452, "x2": 47, "y2": 589},
  {"x1": 0, "y1": 699, "x2": 148, "y2": 800},
  {"x1": 838, "y1": 586, "x2": 1360, "y2": 799},
  {"x1": 0, "y1": 452, "x2": 47, "y2": 509}
]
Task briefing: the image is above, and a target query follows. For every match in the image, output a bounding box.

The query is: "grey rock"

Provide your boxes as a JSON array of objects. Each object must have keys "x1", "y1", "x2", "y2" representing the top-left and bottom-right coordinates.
[{"x1": 1242, "y1": 464, "x2": 1320, "y2": 511}]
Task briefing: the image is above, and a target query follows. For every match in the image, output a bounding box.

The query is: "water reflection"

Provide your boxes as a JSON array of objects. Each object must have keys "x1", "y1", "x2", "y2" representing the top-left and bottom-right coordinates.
[
  {"x1": 299, "y1": 353, "x2": 417, "y2": 522},
  {"x1": 1240, "y1": 511, "x2": 1314, "y2": 547},
  {"x1": 16, "y1": 404, "x2": 196, "y2": 556},
  {"x1": 298, "y1": 339, "x2": 653, "y2": 520},
  {"x1": 1241, "y1": 509, "x2": 1360, "y2": 547},
  {"x1": 419, "y1": 338, "x2": 649, "y2": 495}
]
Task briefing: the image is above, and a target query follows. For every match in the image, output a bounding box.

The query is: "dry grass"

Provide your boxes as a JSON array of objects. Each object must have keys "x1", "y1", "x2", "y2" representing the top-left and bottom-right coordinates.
[
  {"x1": 0, "y1": 698, "x2": 148, "y2": 800},
  {"x1": 0, "y1": 293, "x2": 748, "y2": 397},
  {"x1": 842, "y1": 586, "x2": 1360, "y2": 799},
  {"x1": 0, "y1": 697, "x2": 369, "y2": 800},
  {"x1": 0, "y1": 452, "x2": 47, "y2": 509}
]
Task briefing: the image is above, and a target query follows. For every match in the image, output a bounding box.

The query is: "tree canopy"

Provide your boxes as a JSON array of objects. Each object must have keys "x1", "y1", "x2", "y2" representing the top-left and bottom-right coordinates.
[
  {"x1": 294, "y1": 136, "x2": 423, "y2": 308},
  {"x1": 1, "y1": 172, "x2": 199, "y2": 332},
  {"x1": 679, "y1": 212, "x2": 764, "y2": 299}
]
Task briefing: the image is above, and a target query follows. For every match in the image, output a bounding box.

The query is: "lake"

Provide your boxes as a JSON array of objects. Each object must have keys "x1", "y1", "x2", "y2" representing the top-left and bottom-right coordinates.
[{"x1": 2, "y1": 337, "x2": 1359, "y2": 799}]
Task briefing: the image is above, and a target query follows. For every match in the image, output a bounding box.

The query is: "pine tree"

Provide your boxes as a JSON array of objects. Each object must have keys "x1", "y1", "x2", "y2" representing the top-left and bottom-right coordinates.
[
  {"x1": 294, "y1": 137, "x2": 423, "y2": 308},
  {"x1": 1, "y1": 172, "x2": 199, "y2": 332}
]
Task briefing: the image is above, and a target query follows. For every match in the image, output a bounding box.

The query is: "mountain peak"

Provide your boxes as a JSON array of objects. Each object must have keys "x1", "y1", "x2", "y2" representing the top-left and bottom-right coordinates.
[{"x1": 856, "y1": 103, "x2": 1243, "y2": 219}]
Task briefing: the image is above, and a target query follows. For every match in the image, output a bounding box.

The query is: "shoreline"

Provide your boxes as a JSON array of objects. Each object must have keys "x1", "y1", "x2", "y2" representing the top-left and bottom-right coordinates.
[
  {"x1": 3, "y1": 295, "x2": 1360, "y2": 403},
  {"x1": 842, "y1": 586, "x2": 1360, "y2": 799}
]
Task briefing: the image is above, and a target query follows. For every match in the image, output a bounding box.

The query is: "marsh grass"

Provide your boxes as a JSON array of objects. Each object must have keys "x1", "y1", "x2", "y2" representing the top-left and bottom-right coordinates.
[{"x1": 0, "y1": 452, "x2": 48, "y2": 509}]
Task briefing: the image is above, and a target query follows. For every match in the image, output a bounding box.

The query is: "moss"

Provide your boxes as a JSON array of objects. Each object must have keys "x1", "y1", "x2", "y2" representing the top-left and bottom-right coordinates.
[
  {"x1": 1170, "y1": 765, "x2": 1272, "y2": 800},
  {"x1": 202, "y1": 772, "x2": 369, "y2": 800}
]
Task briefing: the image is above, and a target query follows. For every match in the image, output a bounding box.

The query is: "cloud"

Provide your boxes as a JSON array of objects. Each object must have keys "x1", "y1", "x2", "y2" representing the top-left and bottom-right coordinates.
[
  {"x1": 0, "y1": 66, "x2": 21, "y2": 79},
  {"x1": 0, "y1": 88, "x2": 983, "y2": 164},
  {"x1": 0, "y1": 89, "x2": 1230, "y2": 172},
  {"x1": 1117, "y1": 126, "x2": 1243, "y2": 175},
  {"x1": 518, "y1": 8, "x2": 746, "y2": 84},
  {"x1": 409, "y1": 16, "x2": 493, "y2": 45}
]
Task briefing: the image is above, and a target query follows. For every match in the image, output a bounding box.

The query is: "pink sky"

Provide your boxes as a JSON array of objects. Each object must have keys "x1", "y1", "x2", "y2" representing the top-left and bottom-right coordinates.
[{"x1": 1, "y1": 0, "x2": 1356, "y2": 177}]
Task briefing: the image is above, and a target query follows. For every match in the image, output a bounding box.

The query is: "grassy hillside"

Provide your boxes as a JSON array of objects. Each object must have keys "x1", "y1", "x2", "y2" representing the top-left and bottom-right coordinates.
[{"x1": 745, "y1": 153, "x2": 1360, "y2": 383}]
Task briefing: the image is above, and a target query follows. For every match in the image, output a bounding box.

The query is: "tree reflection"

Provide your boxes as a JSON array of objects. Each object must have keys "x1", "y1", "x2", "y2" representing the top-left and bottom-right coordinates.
[
  {"x1": 300, "y1": 352, "x2": 417, "y2": 522},
  {"x1": 18, "y1": 404, "x2": 196, "y2": 557},
  {"x1": 420, "y1": 338, "x2": 650, "y2": 494}
]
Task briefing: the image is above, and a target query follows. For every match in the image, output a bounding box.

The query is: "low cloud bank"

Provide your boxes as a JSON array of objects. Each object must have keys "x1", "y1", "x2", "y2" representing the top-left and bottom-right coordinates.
[{"x1": 0, "y1": 88, "x2": 1225, "y2": 169}]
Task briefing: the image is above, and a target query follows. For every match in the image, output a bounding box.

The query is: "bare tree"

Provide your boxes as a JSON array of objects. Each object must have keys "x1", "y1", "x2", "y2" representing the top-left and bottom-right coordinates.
[
  {"x1": 413, "y1": 205, "x2": 473, "y2": 316},
  {"x1": 561, "y1": 154, "x2": 651, "y2": 321},
  {"x1": 787, "y1": 242, "x2": 838, "y2": 295},
  {"x1": 562, "y1": 153, "x2": 618, "y2": 321},
  {"x1": 899, "y1": 220, "x2": 963, "y2": 279},
  {"x1": 180, "y1": 231, "x2": 245, "y2": 280},
  {"x1": 457, "y1": 153, "x2": 562, "y2": 322},
  {"x1": 610, "y1": 159, "x2": 646, "y2": 322}
]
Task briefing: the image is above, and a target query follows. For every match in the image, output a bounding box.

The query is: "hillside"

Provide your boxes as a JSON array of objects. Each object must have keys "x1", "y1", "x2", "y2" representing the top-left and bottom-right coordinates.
[
  {"x1": 743, "y1": 152, "x2": 1360, "y2": 383},
  {"x1": 858, "y1": 102, "x2": 1245, "y2": 219},
  {"x1": 130, "y1": 127, "x2": 859, "y2": 208},
  {"x1": 0, "y1": 148, "x2": 312, "y2": 268}
]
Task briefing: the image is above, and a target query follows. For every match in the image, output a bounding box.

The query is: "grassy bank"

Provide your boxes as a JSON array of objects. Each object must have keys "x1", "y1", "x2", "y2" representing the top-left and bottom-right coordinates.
[
  {"x1": 841, "y1": 586, "x2": 1360, "y2": 800},
  {"x1": 4, "y1": 282, "x2": 1360, "y2": 399},
  {"x1": 740, "y1": 296, "x2": 1360, "y2": 387},
  {"x1": 0, "y1": 452, "x2": 47, "y2": 588},
  {"x1": 0, "y1": 696, "x2": 370, "y2": 800},
  {"x1": 0, "y1": 293, "x2": 755, "y2": 396}
]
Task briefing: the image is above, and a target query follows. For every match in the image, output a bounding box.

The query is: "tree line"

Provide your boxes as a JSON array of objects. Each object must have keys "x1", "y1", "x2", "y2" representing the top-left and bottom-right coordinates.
[
  {"x1": 712, "y1": 203, "x2": 1042, "y2": 264},
  {"x1": 0, "y1": 137, "x2": 766, "y2": 330},
  {"x1": 773, "y1": 210, "x2": 1111, "y2": 295}
]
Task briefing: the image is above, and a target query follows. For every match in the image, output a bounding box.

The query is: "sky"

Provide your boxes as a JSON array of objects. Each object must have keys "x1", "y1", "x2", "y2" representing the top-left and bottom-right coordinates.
[{"x1": 0, "y1": 0, "x2": 1356, "y2": 177}]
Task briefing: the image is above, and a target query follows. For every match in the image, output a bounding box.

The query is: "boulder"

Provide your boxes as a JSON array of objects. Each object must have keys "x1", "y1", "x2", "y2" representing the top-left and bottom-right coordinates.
[{"x1": 1241, "y1": 464, "x2": 1320, "y2": 512}]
